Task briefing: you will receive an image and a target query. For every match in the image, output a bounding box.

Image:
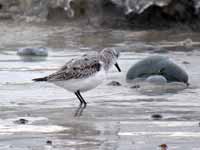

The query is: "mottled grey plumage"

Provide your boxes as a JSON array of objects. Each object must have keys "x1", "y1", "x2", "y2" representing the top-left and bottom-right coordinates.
[
  {"x1": 33, "y1": 48, "x2": 120, "y2": 82},
  {"x1": 46, "y1": 57, "x2": 101, "y2": 81}
]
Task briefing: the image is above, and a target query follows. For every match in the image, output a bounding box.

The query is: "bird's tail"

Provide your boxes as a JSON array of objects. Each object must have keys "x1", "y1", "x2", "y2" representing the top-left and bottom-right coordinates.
[{"x1": 32, "y1": 77, "x2": 48, "y2": 81}]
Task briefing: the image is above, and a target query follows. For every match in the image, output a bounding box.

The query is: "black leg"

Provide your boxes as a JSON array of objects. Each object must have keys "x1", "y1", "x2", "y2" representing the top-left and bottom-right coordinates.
[
  {"x1": 77, "y1": 91, "x2": 87, "y2": 106},
  {"x1": 75, "y1": 92, "x2": 83, "y2": 104},
  {"x1": 74, "y1": 91, "x2": 87, "y2": 117}
]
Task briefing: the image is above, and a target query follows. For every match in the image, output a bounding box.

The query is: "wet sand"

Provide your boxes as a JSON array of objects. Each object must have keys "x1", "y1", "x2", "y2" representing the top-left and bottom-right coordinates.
[{"x1": 0, "y1": 22, "x2": 200, "y2": 150}]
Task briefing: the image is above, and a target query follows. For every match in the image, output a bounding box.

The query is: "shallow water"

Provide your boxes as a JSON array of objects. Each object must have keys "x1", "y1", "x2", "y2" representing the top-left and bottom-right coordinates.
[{"x1": 1, "y1": 22, "x2": 200, "y2": 150}]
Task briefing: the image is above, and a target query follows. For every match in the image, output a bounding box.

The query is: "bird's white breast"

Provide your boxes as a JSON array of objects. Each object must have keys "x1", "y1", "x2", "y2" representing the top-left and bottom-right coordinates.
[{"x1": 52, "y1": 69, "x2": 106, "y2": 92}]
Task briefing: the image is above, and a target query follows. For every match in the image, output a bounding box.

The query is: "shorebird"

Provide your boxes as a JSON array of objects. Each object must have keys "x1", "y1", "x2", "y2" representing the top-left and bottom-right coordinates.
[{"x1": 33, "y1": 48, "x2": 121, "y2": 106}]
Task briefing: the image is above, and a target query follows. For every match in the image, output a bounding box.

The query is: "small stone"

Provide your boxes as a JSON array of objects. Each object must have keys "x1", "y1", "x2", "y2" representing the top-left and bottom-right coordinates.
[
  {"x1": 159, "y1": 144, "x2": 168, "y2": 150},
  {"x1": 107, "y1": 81, "x2": 121, "y2": 86},
  {"x1": 151, "y1": 114, "x2": 163, "y2": 120},
  {"x1": 146, "y1": 75, "x2": 167, "y2": 85},
  {"x1": 182, "y1": 61, "x2": 190, "y2": 64},
  {"x1": 14, "y1": 118, "x2": 29, "y2": 124},
  {"x1": 46, "y1": 140, "x2": 52, "y2": 145},
  {"x1": 179, "y1": 38, "x2": 193, "y2": 47},
  {"x1": 17, "y1": 47, "x2": 48, "y2": 56},
  {"x1": 130, "y1": 85, "x2": 140, "y2": 89}
]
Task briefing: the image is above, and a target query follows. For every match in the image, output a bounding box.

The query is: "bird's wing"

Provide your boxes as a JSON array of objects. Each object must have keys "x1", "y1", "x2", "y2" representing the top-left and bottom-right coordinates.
[
  {"x1": 57, "y1": 53, "x2": 99, "y2": 71},
  {"x1": 46, "y1": 57, "x2": 101, "y2": 81}
]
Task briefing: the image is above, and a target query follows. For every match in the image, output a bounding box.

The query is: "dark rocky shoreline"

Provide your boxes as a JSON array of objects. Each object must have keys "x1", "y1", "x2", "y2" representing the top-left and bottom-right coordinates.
[{"x1": 0, "y1": 0, "x2": 200, "y2": 30}]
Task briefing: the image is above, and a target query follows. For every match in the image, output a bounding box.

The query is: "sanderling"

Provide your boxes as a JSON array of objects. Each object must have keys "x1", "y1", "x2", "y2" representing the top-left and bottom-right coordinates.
[{"x1": 33, "y1": 48, "x2": 121, "y2": 106}]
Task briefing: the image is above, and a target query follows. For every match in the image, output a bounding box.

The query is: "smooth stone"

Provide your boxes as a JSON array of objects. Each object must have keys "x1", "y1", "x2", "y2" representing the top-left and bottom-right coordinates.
[
  {"x1": 17, "y1": 47, "x2": 48, "y2": 56},
  {"x1": 179, "y1": 38, "x2": 193, "y2": 47},
  {"x1": 130, "y1": 84, "x2": 140, "y2": 89},
  {"x1": 146, "y1": 75, "x2": 167, "y2": 85},
  {"x1": 107, "y1": 81, "x2": 122, "y2": 86},
  {"x1": 126, "y1": 55, "x2": 189, "y2": 84},
  {"x1": 159, "y1": 144, "x2": 168, "y2": 150},
  {"x1": 182, "y1": 61, "x2": 190, "y2": 64},
  {"x1": 151, "y1": 114, "x2": 163, "y2": 120},
  {"x1": 14, "y1": 118, "x2": 29, "y2": 124},
  {"x1": 46, "y1": 140, "x2": 53, "y2": 145}
]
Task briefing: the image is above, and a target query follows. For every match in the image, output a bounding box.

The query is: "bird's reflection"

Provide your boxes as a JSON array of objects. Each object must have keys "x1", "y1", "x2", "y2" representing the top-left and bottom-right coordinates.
[{"x1": 74, "y1": 104, "x2": 87, "y2": 117}]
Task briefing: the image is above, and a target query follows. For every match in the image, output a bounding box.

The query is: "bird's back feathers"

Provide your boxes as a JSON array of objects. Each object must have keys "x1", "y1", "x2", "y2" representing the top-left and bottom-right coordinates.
[{"x1": 33, "y1": 55, "x2": 102, "y2": 82}]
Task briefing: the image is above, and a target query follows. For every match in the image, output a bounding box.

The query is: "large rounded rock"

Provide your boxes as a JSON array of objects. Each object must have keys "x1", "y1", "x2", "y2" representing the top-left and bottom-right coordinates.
[{"x1": 126, "y1": 55, "x2": 189, "y2": 84}]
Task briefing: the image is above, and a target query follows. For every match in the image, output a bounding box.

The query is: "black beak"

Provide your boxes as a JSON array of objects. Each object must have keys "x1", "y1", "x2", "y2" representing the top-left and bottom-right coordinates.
[{"x1": 114, "y1": 63, "x2": 121, "y2": 72}]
